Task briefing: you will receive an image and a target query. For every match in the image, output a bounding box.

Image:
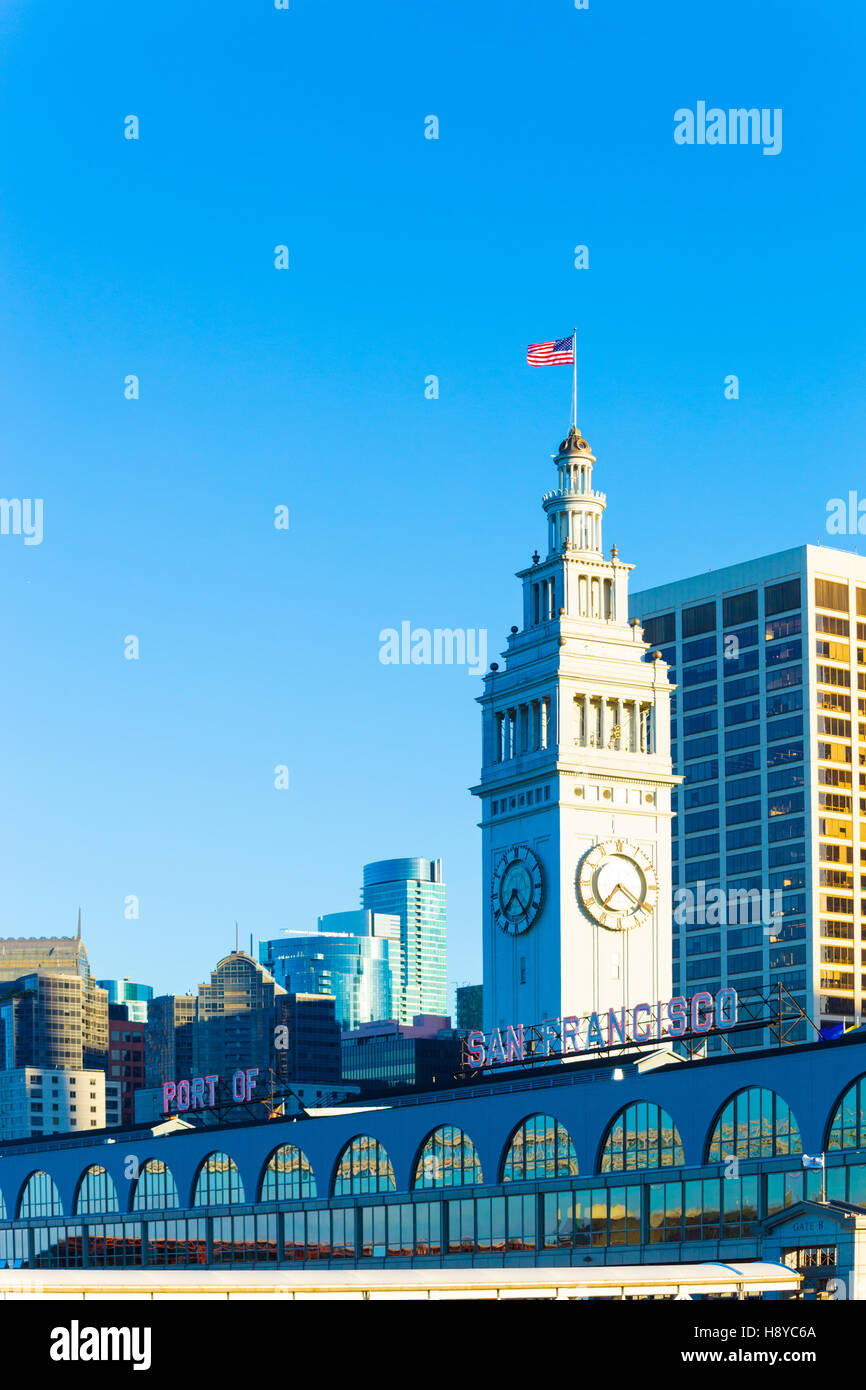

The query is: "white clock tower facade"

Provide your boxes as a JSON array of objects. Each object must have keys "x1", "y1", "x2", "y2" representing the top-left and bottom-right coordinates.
[{"x1": 471, "y1": 424, "x2": 678, "y2": 1032}]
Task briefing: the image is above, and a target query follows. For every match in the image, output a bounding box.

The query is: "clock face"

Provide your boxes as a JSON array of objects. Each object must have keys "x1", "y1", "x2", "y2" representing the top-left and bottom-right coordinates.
[
  {"x1": 492, "y1": 845, "x2": 543, "y2": 935},
  {"x1": 577, "y1": 838, "x2": 658, "y2": 932}
]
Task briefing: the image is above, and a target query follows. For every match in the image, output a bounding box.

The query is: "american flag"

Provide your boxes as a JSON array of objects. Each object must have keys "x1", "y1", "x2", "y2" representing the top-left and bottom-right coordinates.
[{"x1": 527, "y1": 334, "x2": 574, "y2": 366}]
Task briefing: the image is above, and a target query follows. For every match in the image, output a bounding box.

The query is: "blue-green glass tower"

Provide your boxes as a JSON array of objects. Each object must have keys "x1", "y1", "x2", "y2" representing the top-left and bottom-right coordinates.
[{"x1": 362, "y1": 859, "x2": 446, "y2": 1023}]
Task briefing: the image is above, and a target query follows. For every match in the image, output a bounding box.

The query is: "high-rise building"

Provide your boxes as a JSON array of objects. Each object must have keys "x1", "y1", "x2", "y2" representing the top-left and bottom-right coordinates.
[
  {"x1": 362, "y1": 859, "x2": 446, "y2": 1021},
  {"x1": 631, "y1": 544, "x2": 866, "y2": 1040},
  {"x1": 97, "y1": 979, "x2": 153, "y2": 1023},
  {"x1": 143, "y1": 953, "x2": 341, "y2": 1095},
  {"x1": 472, "y1": 425, "x2": 676, "y2": 1031},
  {"x1": 260, "y1": 910, "x2": 402, "y2": 1032},
  {"x1": 455, "y1": 983, "x2": 483, "y2": 1031},
  {"x1": 196, "y1": 950, "x2": 284, "y2": 1020},
  {"x1": 0, "y1": 972, "x2": 108, "y2": 1073},
  {"x1": 0, "y1": 928, "x2": 108, "y2": 1070},
  {"x1": 107, "y1": 1016, "x2": 147, "y2": 1125},
  {"x1": 144, "y1": 994, "x2": 195, "y2": 1089}
]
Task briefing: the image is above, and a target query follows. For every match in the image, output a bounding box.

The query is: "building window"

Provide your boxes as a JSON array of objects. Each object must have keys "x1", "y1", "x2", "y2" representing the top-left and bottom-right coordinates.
[
  {"x1": 815, "y1": 577, "x2": 849, "y2": 613},
  {"x1": 193, "y1": 1152, "x2": 245, "y2": 1207},
  {"x1": 501, "y1": 1113, "x2": 578, "y2": 1182},
  {"x1": 18, "y1": 1171, "x2": 63, "y2": 1220},
  {"x1": 259, "y1": 1144, "x2": 317, "y2": 1202},
  {"x1": 682, "y1": 602, "x2": 716, "y2": 638},
  {"x1": 600, "y1": 1101, "x2": 684, "y2": 1173},
  {"x1": 642, "y1": 613, "x2": 675, "y2": 647},
  {"x1": 75, "y1": 1165, "x2": 119, "y2": 1216},
  {"x1": 765, "y1": 578, "x2": 801, "y2": 616},
  {"x1": 131, "y1": 1159, "x2": 180, "y2": 1212},
  {"x1": 722, "y1": 592, "x2": 758, "y2": 627},
  {"x1": 332, "y1": 1135, "x2": 396, "y2": 1196},
  {"x1": 706, "y1": 1086, "x2": 802, "y2": 1160},
  {"x1": 414, "y1": 1125, "x2": 482, "y2": 1188},
  {"x1": 826, "y1": 1074, "x2": 866, "y2": 1151}
]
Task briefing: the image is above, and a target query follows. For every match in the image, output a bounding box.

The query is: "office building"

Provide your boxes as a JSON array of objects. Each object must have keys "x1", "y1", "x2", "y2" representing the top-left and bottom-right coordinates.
[
  {"x1": 260, "y1": 910, "x2": 402, "y2": 1032},
  {"x1": 0, "y1": 1067, "x2": 105, "y2": 1141},
  {"x1": 341, "y1": 1014, "x2": 462, "y2": 1090},
  {"x1": 0, "y1": 972, "x2": 108, "y2": 1074},
  {"x1": 0, "y1": 929, "x2": 108, "y2": 1070},
  {"x1": 455, "y1": 984, "x2": 483, "y2": 1031},
  {"x1": 362, "y1": 859, "x2": 447, "y2": 1021},
  {"x1": 144, "y1": 994, "x2": 195, "y2": 1090},
  {"x1": 632, "y1": 545, "x2": 866, "y2": 1039},
  {"x1": 107, "y1": 1017, "x2": 146, "y2": 1126},
  {"x1": 97, "y1": 979, "x2": 153, "y2": 1023}
]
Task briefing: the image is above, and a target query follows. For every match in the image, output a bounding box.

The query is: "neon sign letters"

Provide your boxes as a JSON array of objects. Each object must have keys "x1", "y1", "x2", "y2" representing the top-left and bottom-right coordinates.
[
  {"x1": 465, "y1": 988, "x2": 738, "y2": 1068},
  {"x1": 162, "y1": 1068, "x2": 260, "y2": 1113}
]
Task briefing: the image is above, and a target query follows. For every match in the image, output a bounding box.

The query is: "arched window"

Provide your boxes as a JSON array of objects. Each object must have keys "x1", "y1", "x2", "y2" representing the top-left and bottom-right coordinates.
[
  {"x1": 260, "y1": 1145, "x2": 317, "y2": 1201},
  {"x1": 706, "y1": 1087, "x2": 801, "y2": 1161},
  {"x1": 502, "y1": 1114, "x2": 578, "y2": 1182},
  {"x1": 600, "y1": 1101, "x2": 684, "y2": 1173},
  {"x1": 75, "y1": 1165, "x2": 119, "y2": 1215},
  {"x1": 193, "y1": 1152, "x2": 245, "y2": 1207},
  {"x1": 827, "y1": 1075, "x2": 866, "y2": 1150},
  {"x1": 18, "y1": 1171, "x2": 62, "y2": 1219},
  {"x1": 0, "y1": 1190, "x2": 6, "y2": 1221},
  {"x1": 333, "y1": 1136, "x2": 395, "y2": 1196},
  {"x1": 131, "y1": 1159, "x2": 179, "y2": 1212},
  {"x1": 414, "y1": 1126, "x2": 482, "y2": 1189}
]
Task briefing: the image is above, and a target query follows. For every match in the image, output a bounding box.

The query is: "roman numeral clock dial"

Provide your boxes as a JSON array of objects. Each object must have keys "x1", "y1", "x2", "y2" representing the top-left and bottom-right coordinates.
[
  {"x1": 578, "y1": 838, "x2": 659, "y2": 931},
  {"x1": 492, "y1": 845, "x2": 543, "y2": 935}
]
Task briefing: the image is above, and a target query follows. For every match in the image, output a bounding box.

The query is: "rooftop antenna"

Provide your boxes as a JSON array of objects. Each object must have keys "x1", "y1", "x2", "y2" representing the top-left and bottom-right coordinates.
[
  {"x1": 76, "y1": 907, "x2": 82, "y2": 940},
  {"x1": 235, "y1": 921, "x2": 239, "y2": 951}
]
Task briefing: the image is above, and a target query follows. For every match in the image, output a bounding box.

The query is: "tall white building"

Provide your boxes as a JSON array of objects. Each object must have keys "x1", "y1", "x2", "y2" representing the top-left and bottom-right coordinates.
[
  {"x1": 472, "y1": 425, "x2": 678, "y2": 1031},
  {"x1": 632, "y1": 544, "x2": 866, "y2": 1041}
]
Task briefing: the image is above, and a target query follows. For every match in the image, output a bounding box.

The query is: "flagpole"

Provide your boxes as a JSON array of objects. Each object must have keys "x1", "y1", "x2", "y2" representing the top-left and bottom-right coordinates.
[{"x1": 572, "y1": 327, "x2": 577, "y2": 429}]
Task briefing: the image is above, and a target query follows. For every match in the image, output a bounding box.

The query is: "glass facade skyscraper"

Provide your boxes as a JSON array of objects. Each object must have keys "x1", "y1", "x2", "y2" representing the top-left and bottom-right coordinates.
[
  {"x1": 260, "y1": 911, "x2": 401, "y2": 1032},
  {"x1": 362, "y1": 859, "x2": 446, "y2": 1022},
  {"x1": 631, "y1": 544, "x2": 866, "y2": 1044},
  {"x1": 97, "y1": 979, "x2": 153, "y2": 1023}
]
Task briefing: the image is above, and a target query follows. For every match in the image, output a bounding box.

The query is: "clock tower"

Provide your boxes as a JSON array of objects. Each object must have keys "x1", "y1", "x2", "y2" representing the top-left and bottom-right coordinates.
[{"x1": 471, "y1": 423, "x2": 678, "y2": 1032}]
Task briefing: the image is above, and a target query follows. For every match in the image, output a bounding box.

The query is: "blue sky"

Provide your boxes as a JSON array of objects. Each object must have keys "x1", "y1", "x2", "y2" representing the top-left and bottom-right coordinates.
[{"x1": 0, "y1": 0, "x2": 863, "y2": 1003}]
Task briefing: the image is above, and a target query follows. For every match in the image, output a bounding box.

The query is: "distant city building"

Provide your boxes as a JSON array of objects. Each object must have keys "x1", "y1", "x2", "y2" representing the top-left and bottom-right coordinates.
[
  {"x1": 105, "y1": 1078, "x2": 122, "y2": 1128},
  {"x1": 97, "y1": 979, "x2": 153, "y2": 1023},
  {"x1": 362, "y1": 859, "x2": 446, "y2": 1021},
  {"x1": 196, "y1": 950, "x2": 284, "y2": 1021},
  {"x1": 194, "y1": 991, "x2": 340, "y2": 1087},
  {"x1": 107, "y1": 1017, "x2": 146, "y2": 1126},
  {"x1": 0, "y1": 972, "x2": 108, "y2": 1074},
  {"x1": 144, "y1": 994, "x2": 195, "y2": 1090},
  {"x1": 341, "y1": 1014, "x2": 461, "y2": 1091},
  {"x1": 143, "y1": 952, "x2": 341, "y2": 1098},
  {"x1": 260, "y1": 910, "x2": 402, "y2": 1031},
  {"x1": 0, "y1": 927, "x2": 108, "y2": 1072},
  {"x1": 0, "y1": 1066, "x2": 105, "y2": 1141},
  {"x1": 455, "y1": 984, "x2": 483, "y2": 1032},
  {"x1": 632, "y1": 544, "x2": 866, "y2": 1042}
]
